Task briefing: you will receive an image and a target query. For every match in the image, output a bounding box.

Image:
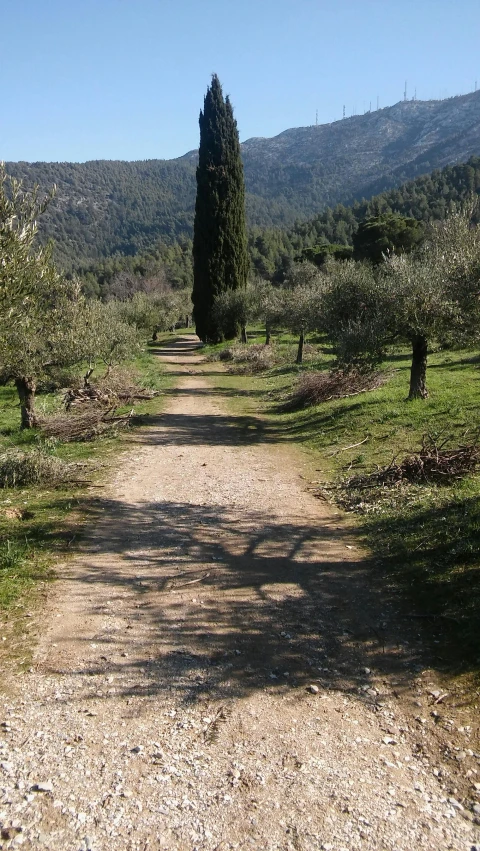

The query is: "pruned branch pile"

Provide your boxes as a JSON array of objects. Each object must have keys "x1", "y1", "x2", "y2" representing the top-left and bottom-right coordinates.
[
  {"x1": 65, "y1": 374, "x2": 157, "y2": 410},
  {"x1": 0, "y1": 448, "x2": 88, "y2": 488},
  {"x1": 282, "y1": 368, "x2": 385, "y2": 411},
  {"x1": 217, "y1": 344, "x2": 275, "y2": 374},
  {"x1": 41, "y1": 406, "x2": 134, "y2": 443},
  {"x1": 347, "y1": 434, "x2": 480, "y2": 487}
]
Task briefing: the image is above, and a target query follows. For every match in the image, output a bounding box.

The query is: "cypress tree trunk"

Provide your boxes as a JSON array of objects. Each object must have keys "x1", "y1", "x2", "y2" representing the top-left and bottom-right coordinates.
[
  {"x1": 15, "y1": 377, "x2": 38, "y2": 429},
  {"x1": 192, "y1": 75, "x2": 248, "y2": 343},
  {"x1": 296, "y1": 329, "x2": 305, "y2": 365},
  {"x1": 408, "y1": 335, "x2": 428, "y2": 399}
]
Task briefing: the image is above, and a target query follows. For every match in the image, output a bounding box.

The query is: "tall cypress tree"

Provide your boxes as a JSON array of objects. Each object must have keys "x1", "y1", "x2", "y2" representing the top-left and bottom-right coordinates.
[{"x1": 192, "y1": 75, "x2": 248, "y2": 342}]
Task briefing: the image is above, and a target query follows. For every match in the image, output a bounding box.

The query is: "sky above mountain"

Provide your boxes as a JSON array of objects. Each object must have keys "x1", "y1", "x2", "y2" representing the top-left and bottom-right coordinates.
[{"x1": 3, "y1": 0, "x2": 480, "y2": 163}]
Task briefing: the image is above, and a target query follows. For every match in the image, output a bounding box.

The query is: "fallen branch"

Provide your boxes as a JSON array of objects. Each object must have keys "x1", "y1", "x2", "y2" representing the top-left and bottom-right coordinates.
[
  {"x1": 171, "y1": 572, "x2": 211, "y2": 590},
  {"x1": 330, "y1": 437, "x2": 369, "y2": 456}
]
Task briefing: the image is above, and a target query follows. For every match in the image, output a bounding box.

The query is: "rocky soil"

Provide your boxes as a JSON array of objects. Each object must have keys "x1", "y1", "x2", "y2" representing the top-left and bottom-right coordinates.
[{"x1": 0, "y1": 336, "x2": 479, "y2": 851}]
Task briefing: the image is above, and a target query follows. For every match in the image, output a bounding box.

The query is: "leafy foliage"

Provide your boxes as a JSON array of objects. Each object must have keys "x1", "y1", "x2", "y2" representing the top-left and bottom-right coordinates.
[
  {"x1": 0, "y1": 167, "x2": 88, "y2": 427},
  {"x1": 321, "y1": 211, "x2": 480, "y2": 397}
]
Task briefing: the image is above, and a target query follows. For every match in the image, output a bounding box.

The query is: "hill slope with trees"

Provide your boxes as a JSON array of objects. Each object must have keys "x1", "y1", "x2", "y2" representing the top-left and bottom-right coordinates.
[
  {"x1": 5, "y1": 91, "x2": 480, "y2": 269},
  {"x1": 77, "y1": 155, "x2": 480, "y2": 296}
]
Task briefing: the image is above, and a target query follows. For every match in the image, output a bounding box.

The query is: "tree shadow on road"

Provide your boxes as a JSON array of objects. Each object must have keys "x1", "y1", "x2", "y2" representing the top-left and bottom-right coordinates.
[{"x1": 49, "y1": 495, "x2": 427, "y2": 709}]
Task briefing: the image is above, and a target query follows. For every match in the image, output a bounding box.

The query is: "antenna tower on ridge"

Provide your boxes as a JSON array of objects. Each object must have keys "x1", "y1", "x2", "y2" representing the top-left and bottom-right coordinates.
[
  {"x1": 377, "y1": 95, "x2": 379, "y2": 110},
  {"x1": 343, "y1": 104, "x2": 345, "y2": 119},
  {"x1": 404, "y1": 81, "x2": 407, "y2": 101},
  {"x1": 315, "y1": 109, "x2": 318, "y2": 126}
]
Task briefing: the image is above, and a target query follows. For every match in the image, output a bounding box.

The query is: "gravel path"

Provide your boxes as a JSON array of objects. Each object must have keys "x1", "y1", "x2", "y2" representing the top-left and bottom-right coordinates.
[{"x1": 1, "y1": 336, "x2": 479, "y2": 851}]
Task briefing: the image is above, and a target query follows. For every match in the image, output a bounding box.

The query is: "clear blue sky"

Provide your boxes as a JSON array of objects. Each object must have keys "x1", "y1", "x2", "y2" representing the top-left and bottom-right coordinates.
[{"x1": 2, "y1": 0, "x2": 479, "y2": 163}]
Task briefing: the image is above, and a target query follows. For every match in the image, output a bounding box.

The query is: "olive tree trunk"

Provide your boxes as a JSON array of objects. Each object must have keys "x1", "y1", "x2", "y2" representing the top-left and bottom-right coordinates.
[
  {"x1": 240, "y1": 325, "x2": 247, "y2": 344},
  {"x1": 408, "y1": 335, "x2": 428, "y2": 399},
  {"x1": 15, "y1": 377, "x2": 38, "y2": 429},
  {"x1": 296, "y1": 329, "x2": 305, "y2": 365},
  {"x1": 265, "y1": 320, "x2": 271, "y2": 346},
  {"x1": 83, "y1": 366, "x2": 94, "y2": 387}
]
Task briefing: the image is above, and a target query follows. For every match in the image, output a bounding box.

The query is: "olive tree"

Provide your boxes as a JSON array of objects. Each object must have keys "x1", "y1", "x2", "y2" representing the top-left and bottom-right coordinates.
[
  {"x1": 380, "y1": 211, "x2": 480, "y2": 398},
  {"x1": 0, "y1": 166, "x2": 90, "y2": 427},
  {"x1": 321, "y1": 259, "x2": 394, "y2": 370},
  {"x1": 250, "y1": 278, "x2": 284, "y2": 345},
  {"x1": 0, "y1": 163, "x2": 55, "y2": 326},
  {"x1": 282, "y1": 263, "x2": 323, "y2": 364},
  {"x1": 117, "y1": 288, "x2": 192, "y2": 341},
  {"x1": 211, "y1": 286, "x2": 253, "y2": 343},
  {"x1": 81, "y1": 300, "x2": 141, "y2": 382},
  {"x1": 322, "y1": 210, "x2": 480, "y2": 398}
]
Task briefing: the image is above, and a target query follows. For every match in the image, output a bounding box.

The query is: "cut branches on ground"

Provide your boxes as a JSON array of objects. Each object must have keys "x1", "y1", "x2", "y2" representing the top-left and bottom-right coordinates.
[{"x1": 281, "y1": 369, "x2": 386, "y2": 411}]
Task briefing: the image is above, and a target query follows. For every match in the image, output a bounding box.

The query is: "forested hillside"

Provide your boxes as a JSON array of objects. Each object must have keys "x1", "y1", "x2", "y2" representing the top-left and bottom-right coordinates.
[
  {"x1": 78, "y1": 155, "x2": 480, "y2": 296},
  {"x1": 290, "y1": 155, "x2": 480, "y2": 250},
  {"x1": 6, "y1": 91, "x2": 480, "y2": 269}
]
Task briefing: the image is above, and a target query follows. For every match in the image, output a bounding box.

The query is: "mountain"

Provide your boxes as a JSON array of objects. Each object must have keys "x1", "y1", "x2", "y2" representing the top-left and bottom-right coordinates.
[
  {"x1": 5, "y1": 91, "x2": 480, "y2": 269},
  {"x1": 79, "y1": 156, "x2": 480, "y2": 298}
]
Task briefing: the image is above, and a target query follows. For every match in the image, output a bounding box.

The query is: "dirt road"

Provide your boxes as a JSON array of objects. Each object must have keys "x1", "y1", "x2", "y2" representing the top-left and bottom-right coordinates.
[{"x1": 1, "y1": 337, "x2": 479, "y2": 850}]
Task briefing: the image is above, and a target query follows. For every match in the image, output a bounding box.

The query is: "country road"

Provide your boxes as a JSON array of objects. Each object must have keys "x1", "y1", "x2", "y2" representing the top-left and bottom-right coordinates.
[{"x1": 0, "y1": 336, "x2": 478, "y2": 851}]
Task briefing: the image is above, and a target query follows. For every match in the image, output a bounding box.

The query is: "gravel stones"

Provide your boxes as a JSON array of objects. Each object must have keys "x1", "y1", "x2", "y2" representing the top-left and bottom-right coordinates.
[{"x1": 0, "y1": 338, "x2": 478, "y2": 851}]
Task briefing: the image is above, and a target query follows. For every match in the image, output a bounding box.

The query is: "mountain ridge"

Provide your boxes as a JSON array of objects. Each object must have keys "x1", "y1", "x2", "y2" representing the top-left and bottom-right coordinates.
[{"x1": 5, "y1": 91, "x2": 480, "y2": 268}]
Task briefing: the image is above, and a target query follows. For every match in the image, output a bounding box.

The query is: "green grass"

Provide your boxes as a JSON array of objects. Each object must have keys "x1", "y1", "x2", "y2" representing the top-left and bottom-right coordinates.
[
  {"x1": 202, "y1": 332, "x2": 480, "y2": 678},
  {"x1": 0, "y1": 346, "x2": 173, "y2": 613}
]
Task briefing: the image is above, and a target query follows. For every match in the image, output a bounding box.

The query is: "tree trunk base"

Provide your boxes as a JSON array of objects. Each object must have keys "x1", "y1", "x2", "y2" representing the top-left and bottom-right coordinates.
[
  {"x1": 15, "y1": 378, "x2": 38, "y2": 429},
  {"x1": 408, "y1": 335, "x2": 428, "y2": 400},
  {"x1": 296, "y1": 330, "x2": 305, "y2": 365}
]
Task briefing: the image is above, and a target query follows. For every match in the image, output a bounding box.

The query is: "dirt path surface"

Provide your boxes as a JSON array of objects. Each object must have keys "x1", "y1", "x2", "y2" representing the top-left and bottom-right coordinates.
[{"x1": 1, "y1": 336, "x2": 479, "y2": 851}]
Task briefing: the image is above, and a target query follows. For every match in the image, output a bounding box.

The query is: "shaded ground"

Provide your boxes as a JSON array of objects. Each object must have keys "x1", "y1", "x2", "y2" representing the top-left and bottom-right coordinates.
[{"x1": 0, "y1": 336, "x2": 479, "y2": 851}]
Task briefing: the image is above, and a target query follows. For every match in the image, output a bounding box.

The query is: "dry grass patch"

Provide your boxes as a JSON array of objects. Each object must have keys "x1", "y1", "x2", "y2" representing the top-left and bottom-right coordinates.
[
  {"x1": 0, "y1": 446, "x2": 87, "y2": 488},
  {"x1": 217, "y1": 344, "x2": 276, "y2": 374}
]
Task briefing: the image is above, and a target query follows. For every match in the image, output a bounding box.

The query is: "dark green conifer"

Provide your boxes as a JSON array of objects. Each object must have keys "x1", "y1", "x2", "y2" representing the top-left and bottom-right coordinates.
[{"x1": 192, "y1": 75, "x2": 248, "y2": 342}]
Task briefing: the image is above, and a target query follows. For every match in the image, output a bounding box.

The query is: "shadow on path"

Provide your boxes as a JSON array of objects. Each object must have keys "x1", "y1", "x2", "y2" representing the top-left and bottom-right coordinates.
[{"x1": 49, "y1": 495, "x2": 423, "y2": 707}]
